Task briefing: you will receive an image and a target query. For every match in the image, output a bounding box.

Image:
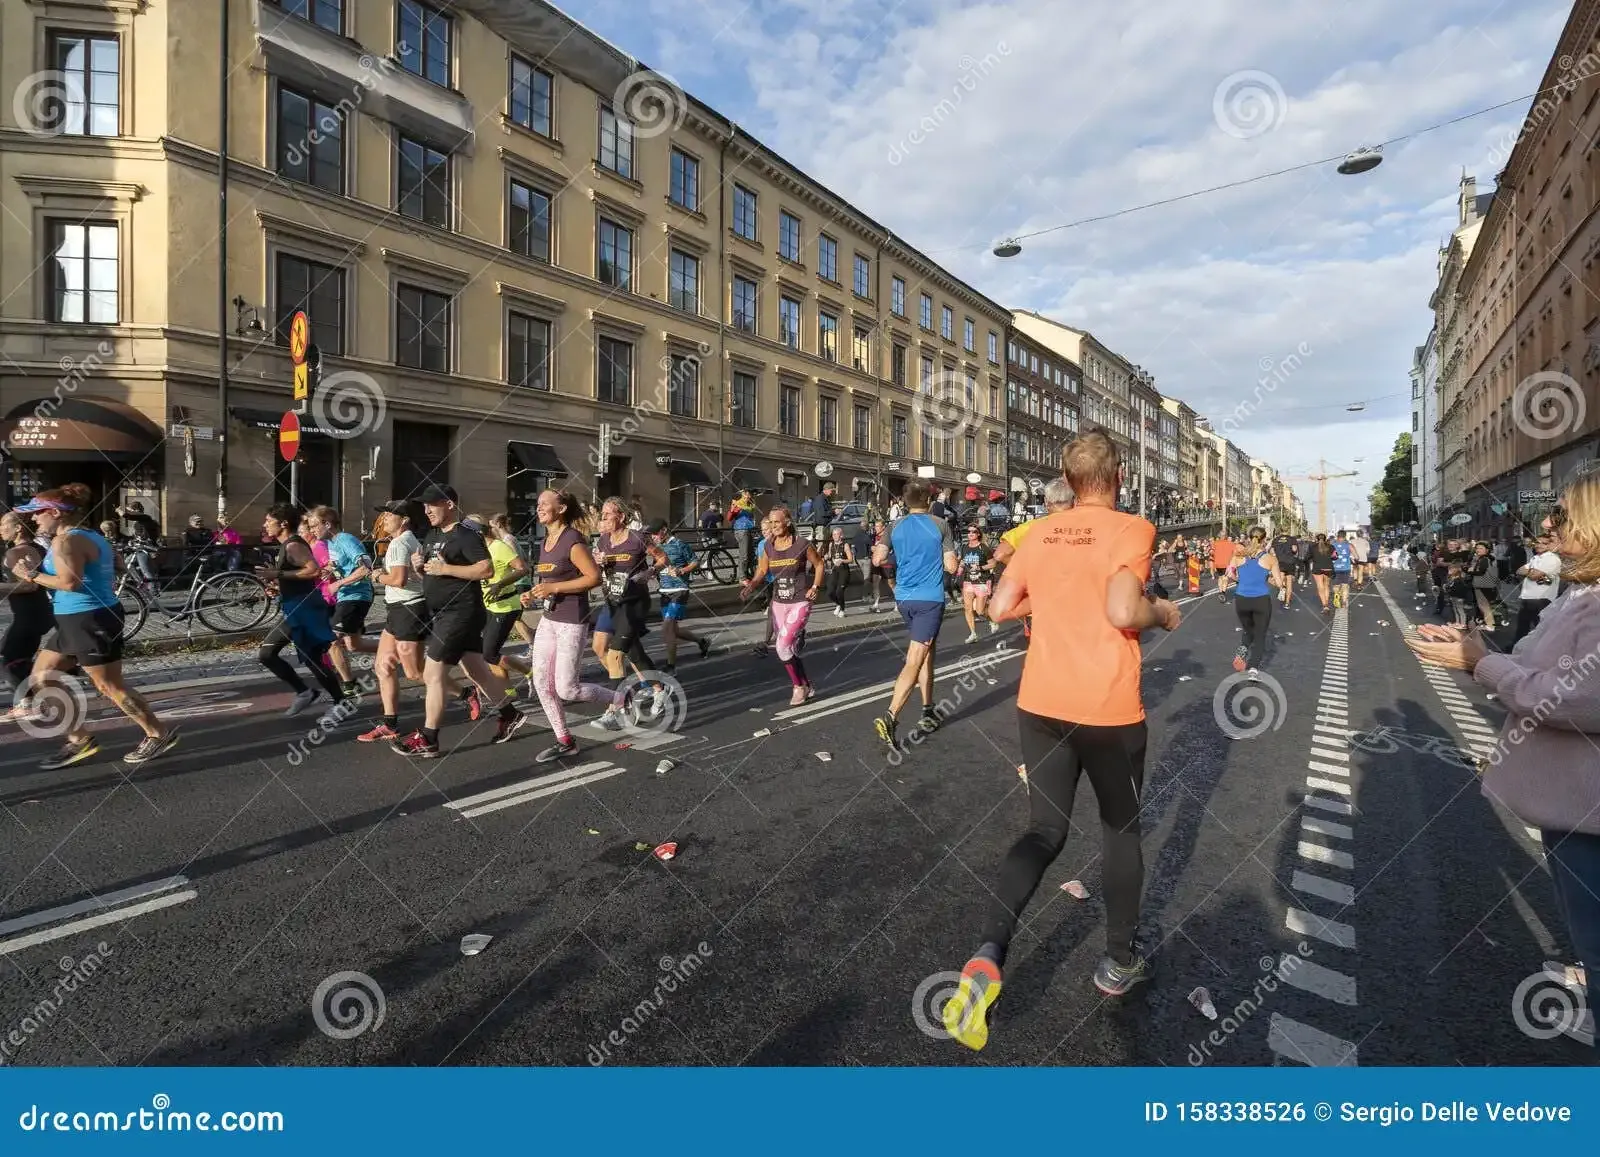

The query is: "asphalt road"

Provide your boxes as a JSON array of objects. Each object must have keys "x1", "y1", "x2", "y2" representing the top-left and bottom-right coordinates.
[{"x1": 0, "y1": 574, "x2": 1590, "y2": 1067}]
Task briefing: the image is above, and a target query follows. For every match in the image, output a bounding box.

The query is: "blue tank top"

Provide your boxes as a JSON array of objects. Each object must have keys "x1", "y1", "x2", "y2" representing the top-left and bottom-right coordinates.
[
  {"x1": 42, "y1": 528, "x2": 119, "y2": 614},
  {"x1": 1235, "y1": 550, "x2": 1272, "y2": 598}
]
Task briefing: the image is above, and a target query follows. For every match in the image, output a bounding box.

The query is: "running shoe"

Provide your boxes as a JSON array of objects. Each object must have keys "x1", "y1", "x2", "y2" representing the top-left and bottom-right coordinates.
[
  {"x1": 286, "y1": 689, "x2": 322, "y2": 717},
  {"x1": 40, "y1": 736, "x2": 99, "y2": 770},
  {"x1": 647, "y1": 687, "x2": 670, "y2": 720},
  {"x1": 492, "y1": 710, "x2": 527, "y2": 744},
  {"x1": 465, "y1": 689, "x2": 483, "y2": 721},
  {"x1": 391, "y1": 730, "x2": 440, "y2": 758},
  {"x1": 789, "y1": 685, "x2": 807, "y2": 706},
  {"x1": 341, "y1": 680, "x2": 360, "y2": 699},
  {"x1": 1092, "y1": 953, "x2": 1152, "y2": 996},
  {"x1": 916, "y1": 710, "x2": 942, "y2": 735},
  {"x1": 752, "y1": 643, "x2": 768, "y2": 657},
  {"x1": 596, "y1": 706, "x2": 626, "y2": 731},
  {"x1": 942, "y1": 956, "x2": 1003, "y2": 1052},
  {"x1": 697, "y1": 637, "x2": 712, "y2": 658},
  {"x1": 965, "y1": 631, "x2": 978, "y2": 643},
  {"x1": 1247, "y1": 668, "x2": 1260, "y2": 682},
  {"x1": 1232, "y1": 649, "x2": 1247, "y2": 673},
  {"x1": 990, "y1": 620, "x2": 1000, "y2": 635},
  {"x1": 536, "y1": 737, "x2": 579, "y2": 763},
  {"x1": 124, "y1": 729, "x2": 181, "y2": 766},
  {"x1": 873, "y1": 714, "x2": 898, "y2": 746},
  {"x1": 358, "y1": 722, "x2": 400, "y2": 743}
]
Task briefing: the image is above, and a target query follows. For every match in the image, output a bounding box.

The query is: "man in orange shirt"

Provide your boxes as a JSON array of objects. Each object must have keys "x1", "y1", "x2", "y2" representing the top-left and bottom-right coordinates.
[
  {"x1": 1211, "y1": 534, "x2": 1235, "y2": 603},
  {"x1": 941, "y1": 429, "x2": 1181, "y2": 1051}
]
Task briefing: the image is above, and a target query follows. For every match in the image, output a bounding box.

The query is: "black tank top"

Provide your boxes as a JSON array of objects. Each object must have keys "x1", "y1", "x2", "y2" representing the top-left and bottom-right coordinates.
[
  {"x1": 766, "y1": 536, "x2": 812, "y2": 603},
  {"x1": 276, "y1": 535, "x2": 319, "y2": 605},
  {"x1": 826, "y1": 540, "x2": 851, "y2": 568},
  {"x1": 5, "y1": 543, "x2": 51, "y2": 621},
  {"x1": 537, "y1": 526, "x2": 588, "y2": 624}
]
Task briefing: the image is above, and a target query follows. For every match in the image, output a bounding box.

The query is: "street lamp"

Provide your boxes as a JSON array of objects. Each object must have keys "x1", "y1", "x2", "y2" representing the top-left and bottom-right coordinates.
[
  {"x1": 1337, "y1": 146, "x2": 1383, "y2": 175},
  {"x1": 231, "y1": 295, "x2": 264, "y2": 336},
  {"x1": 993, "y1": 238, "x2": 1022, "y2": 258}
]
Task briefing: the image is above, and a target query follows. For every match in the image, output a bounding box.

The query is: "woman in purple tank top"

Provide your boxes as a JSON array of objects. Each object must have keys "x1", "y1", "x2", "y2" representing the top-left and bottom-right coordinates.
[
  {"x1": 739, "y1": 505, "x2": 824, "y2": 704},
  {"x1": 519, "y1": 490, "x2": 619, "y2": 763}
]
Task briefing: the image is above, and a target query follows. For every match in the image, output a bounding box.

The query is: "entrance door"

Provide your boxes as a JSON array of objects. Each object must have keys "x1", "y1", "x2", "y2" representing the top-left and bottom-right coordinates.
[
  {"x1": 392, "y1": 421, "x2": 452, "y2": 500},
  {"x1": 598, "y1": 456, "x2": 629, "y2": 504}
]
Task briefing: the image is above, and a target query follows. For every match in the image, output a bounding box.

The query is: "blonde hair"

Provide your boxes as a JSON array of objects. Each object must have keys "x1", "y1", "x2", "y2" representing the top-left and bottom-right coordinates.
[
  {"x1": 1063, "y1": 430, "x2": 1120, "y2": 496},
  {"x1": 1559, "y1": 471, "x2": 1600, "y2": 584}
]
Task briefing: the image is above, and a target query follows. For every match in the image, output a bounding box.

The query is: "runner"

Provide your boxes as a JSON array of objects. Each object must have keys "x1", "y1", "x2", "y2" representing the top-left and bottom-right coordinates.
[
  {"x1": 1331, "y1": 530, "x2": 1354, "y2": 609},
  {"x1": 1297, "y1": 535, "x2": 1313, "y2": 584},
  {"x1": 941, "y1": 431, "x2": 1180, "y2": 1050},
  {"x1": 739, "y1": 506, "x2": 822, "y2": 705},
  {"x1": 646, "y1": 517, "x2": 712, "y2": 672},
  {"x1": 751, "y1": 515, "x2": 778, "y2": 656},
  {"x1": 257, "y1": 503, "x2": 348, "y2": 716},
  {"x1": 993, "y1": 480, "x2": 1073, "y2": 643},
  {"x1": 522, "y1": 490, "x2": 618, "y2": 762},
  {"x1": 590, "y1": 498, "x2": 666, "y2": 728},
  {"x1": 391, "y1": 485, "x2": 525, "y2": 757},
  {"x1": 1211, "y1": 533, "x2": 1235, "y2": 603},
  {"x1": 958, "y1": 525, "x2": 998, "y2": 643},
  {"x1": 870, "y1": 481, "x2": 958, "y2": 747},
  {"x1": 0, "y1": 512, "x2": 54, "y2": 715},
  {"x1": 358, "y1": 502, "x2": 430, "y2": 743},
  {"x1": 1272, "y1": 531, "x2": 1298, "y2": 609},
  {"x1": 823, "y1": 527, "x2": 855, "y2": 618},
  {"x1": 1169, "y1": 534, "x2": 1190, "y2": 593},
  {"x1": 13, "y1": 484, "x2": 181, "y2": 769},
  {"x1": 867, "y1": 518, "x2": 895, "y2": 610},
  {"x1": 472, "y1": 514, "x2": 531, "y2": 689},
  {"x1": 1231, "y1": 527, "x2": 1282, "y2": 680},
  {"x1": 488, "y1": 513, "x2": 537, "y2": 671},
  {"x1": 307, "y1": 507, "x2": 374, "y2": 698},
  {"x1": 1310, "y1": 533, "x2": 1334, "y2": 612}
]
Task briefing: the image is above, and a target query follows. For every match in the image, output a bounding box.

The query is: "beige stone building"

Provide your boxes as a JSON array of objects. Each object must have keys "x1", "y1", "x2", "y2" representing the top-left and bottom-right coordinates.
[
  {"x1": 1010, "y1": 312, "x2": 1135, "y2": 468},
  {"x1": 0, "y1": 0, "x2": 1009, "y2": 535}
]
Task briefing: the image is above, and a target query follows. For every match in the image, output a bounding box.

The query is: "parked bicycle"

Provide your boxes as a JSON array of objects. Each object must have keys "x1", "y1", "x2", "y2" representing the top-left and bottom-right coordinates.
[
  {"x1": 689, "y1": 533, "x2": 739, "y2": 585},
  {"x1": 114, "y1": 550, "x2": 275, "y2": 641}
]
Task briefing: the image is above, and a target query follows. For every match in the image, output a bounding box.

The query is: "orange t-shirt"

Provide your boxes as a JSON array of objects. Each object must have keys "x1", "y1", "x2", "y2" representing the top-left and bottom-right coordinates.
[
  {"x1": 1007, "y1": 505, "x2": 1155, "y2": 726},
  {"x1": 1211, "y1": 538, "x2": 1235, "y2": 568}
]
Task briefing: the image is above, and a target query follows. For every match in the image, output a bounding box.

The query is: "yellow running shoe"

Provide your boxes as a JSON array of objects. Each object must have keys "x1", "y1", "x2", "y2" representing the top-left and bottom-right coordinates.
[{"x1": 942, "y1": 957, "x2": 1002, "y2": 1051}]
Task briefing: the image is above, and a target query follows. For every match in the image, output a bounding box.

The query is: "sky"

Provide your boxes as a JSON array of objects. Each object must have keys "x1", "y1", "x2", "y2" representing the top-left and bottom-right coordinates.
[{"x1": 566, "y1": 0, "x2": 1574, "y2": 525}]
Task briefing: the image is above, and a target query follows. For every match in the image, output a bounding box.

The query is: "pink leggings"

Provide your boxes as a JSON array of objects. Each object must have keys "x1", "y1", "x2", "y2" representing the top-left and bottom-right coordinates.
[
  {"x1": 531, "y1": 617, "x2": 614, "y2": 741},
  {"x1": 770, "y1": 599, "x2": 811, "y2": 686}
]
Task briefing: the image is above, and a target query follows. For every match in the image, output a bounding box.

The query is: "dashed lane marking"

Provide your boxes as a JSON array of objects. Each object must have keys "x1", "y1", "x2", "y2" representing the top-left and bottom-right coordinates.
[{"x1": 0, "y1": 876, "x2": 197, "y2": 956}]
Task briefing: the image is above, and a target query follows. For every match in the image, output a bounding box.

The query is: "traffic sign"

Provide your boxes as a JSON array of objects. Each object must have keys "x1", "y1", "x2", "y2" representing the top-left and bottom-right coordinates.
[
  {"x1": 279, "y1": 411, "x2": 300, "y2": 462},
  {"x1": 289, "y1": 312, "x2": 310, "y2": 364},
  {"x1": 293, "y1": 361, "x2": 309, "y2": 402}
]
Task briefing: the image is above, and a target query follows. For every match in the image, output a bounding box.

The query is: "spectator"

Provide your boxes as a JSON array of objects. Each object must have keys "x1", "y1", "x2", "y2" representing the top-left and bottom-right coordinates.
[
  {"x1": 729, "y1": 489, "x2": 759, "y2": 579},
  {"x1": 115, "y1": 500, "x2": 160, "y2": 544},
  {"x1": 1469, "y1": 541, "x2": 1498, "y2": 630},
  {"x1": 1514, "y1": 533, "x2": 1562, "y2": 642}
]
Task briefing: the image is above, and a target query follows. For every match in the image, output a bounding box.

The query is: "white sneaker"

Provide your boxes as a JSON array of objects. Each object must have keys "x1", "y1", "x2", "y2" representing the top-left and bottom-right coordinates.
[
  {"x1": 286, "y1": 689, "x2": 321, "y2": 717},
  {"x1": 834, "y1": 606, "x2": 844, "y2": 618},
  {"x1": 872, "y1": 600, "x2": 881, "y2": 612},
  {"x1": 648, "y1": 686, "x2": 669, "y2": 719},
  {"x1": 964, "y1": 631, "x2": 978, "y2": 643},
  {"x1": 989, "y1": 620, "x2": 999, "y2": 635},
  {"x1": 596, "y1": 706, "x2": 625, "y2": 731},
  {"x1": 1247, "y1": 668, "x2": 1260, "y2": 682}
]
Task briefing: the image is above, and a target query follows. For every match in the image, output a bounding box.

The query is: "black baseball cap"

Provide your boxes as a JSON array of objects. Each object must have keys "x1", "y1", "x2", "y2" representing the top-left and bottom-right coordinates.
[
  {"x1": 645, "y1": 517, "x2": 671, "y2": 535},
  {"x1": 419, "y1": 484, "x2": 458, "y2": 505},
  {"x1": 375, "y1": 500, "x2": 412, "y2": 515}
]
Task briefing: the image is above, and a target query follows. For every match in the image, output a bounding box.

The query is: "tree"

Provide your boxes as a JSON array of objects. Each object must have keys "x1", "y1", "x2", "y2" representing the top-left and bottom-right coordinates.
[{"x1": 1369, "y1": 432, "x2": 1415, "y2": 528}]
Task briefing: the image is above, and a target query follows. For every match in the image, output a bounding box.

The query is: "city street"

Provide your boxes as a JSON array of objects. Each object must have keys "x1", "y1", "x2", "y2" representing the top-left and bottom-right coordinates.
[{"x1": 0, "y1": 575, "x2": 1589, "y2": 1068}]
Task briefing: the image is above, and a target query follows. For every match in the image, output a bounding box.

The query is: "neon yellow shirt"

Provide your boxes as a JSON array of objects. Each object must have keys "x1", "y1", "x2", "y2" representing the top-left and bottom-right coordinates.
[
  {"x1": 1001, "y1": 520, "x2": 1036, "y2": 552},
  {"x1": 482, "y1": 539, "x2": 523, "y2": 613}
]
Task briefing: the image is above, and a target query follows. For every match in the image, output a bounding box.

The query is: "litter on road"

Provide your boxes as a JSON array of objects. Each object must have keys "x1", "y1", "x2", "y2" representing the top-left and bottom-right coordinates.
[
  {"x1": 753, "y1": 728, "x2": 772, "y2": 737},
  {"x1": 655, "y1": 759, "x2": 676, "y2": 776},
  {"x1": 1189, "y1": 987, "x2": 1218, "y2": 1020},
  {"x1": 815, "y1": 752, "x2": 832, "y2": 762},
  {"x1": 1061, "y1": 880, "x2": 1089, "y2": 900},
  {"x1": 1178, "y1": 675, "x2": 1193, "y2": 682},
  {"x1": 654, "y1": 842, "x2": 678, "y2": 862},
  {"x1": 460, "y1": 934, "x2": 493, "y2": 956}
]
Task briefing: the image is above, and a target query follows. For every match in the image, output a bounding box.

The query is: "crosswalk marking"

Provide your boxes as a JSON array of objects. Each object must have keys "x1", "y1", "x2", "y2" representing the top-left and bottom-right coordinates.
[
  {"x1": 1297, "y1": 841, "x2": 1353, "y2": 870},
  {"x1": 1307, "y1": 760, "x2": 1350, "y2": 777},
  {"x1": 1302, "y1": 794, "x2": 1354, "y2": 816},
  {"x1": 1306, "y1": 776, "x2": 1351, "y2": 796},
  {"x1": 1291, "y1": 869, "x2": 1355, "y2": 905},
  {"x1": 1301, "y1": 816, "x2": 1353, "y2": 840},
  {"x1": 446, "y1": 762, "x2": 614, "y2": 811},
  {"x1": 1268, "y1": 1014, "x2": 1359, "y2": 1066},
  {"x1": 1286, "y1": 906, "x2": 1356, "y2": 948},
  {"x1": 773, "y1": 649, "x2": 1021, "y2": 725},
  {"x1": 1278, "y1": 958, "x2": 1358, "y2": 1006}
]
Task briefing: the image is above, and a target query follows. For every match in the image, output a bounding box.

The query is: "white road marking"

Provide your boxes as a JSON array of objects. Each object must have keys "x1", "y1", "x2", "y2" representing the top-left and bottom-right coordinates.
[
  {"x1": 1302, "y1": 795, "x2": 1354, "y2": 816},
  {"x1": 1307, "y1": 761, "x2": 1350, "y2": 777},
  {"x1": 1298, "y1": 841, "x2": 1354, "y2": 870},
  {"x1": 0, "y1": 889, "x2": 198, "y2": 956},
  {"x1": 1301, "y1": 816, "x2": 1353, "y2": 840},
  {"x1": 1268, "y1": 1014, "x2": 1359, "y2": 1066},
  {"x1": 1279, "y1": 957, "x2": 1358, "y2": 1005},
  {"x1": 1308, "y1": 747, "x2": 1350, "y2": 761},
  {"x1": 1306, "y1": 776, "x2": 1352, "y2": 796},
  {"x1": 446, "y1": 762, "x2": 614, "y2": 811},
  {"x1": 1291, "y1": 869, "x2": 1356, "y2": 904},
  {"x1": 1286, "y1": 906, "x2": 1357, "y2": 948},
  {"x1": 454, "y1": 765, "x2": 629, "y2": 819},
  {"x1": 772, "y1": 650, "x2": 1021, "y2": 725},
  {"x1": 0, "y1": 876, "x2": 190, "y2": 938}
]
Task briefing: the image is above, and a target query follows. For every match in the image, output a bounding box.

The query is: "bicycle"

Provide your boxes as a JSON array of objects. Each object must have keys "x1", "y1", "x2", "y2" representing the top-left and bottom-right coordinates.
[
  {"x1": 689, "y1": 534, "x2": 739, "y2": 586},
  {"x1": 114, "y1": 551, "x2": 275, "y2": 642}
]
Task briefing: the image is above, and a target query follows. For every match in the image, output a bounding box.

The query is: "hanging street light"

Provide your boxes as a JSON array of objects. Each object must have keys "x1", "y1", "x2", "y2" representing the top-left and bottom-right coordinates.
[
  {"x1": 993, "y1": 238, "x2": 1022, "y2": 258},
  {"x1": 1337, "y1": 146, "x2": 1383, "y2": 175}
]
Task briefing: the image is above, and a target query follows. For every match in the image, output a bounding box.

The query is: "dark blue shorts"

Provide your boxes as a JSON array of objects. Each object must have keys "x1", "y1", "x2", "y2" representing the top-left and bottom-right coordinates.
[
  {"x1": 1333, "y1": 571, "x2": 1351, "y2": 585},
  {"x1": 661, "y1": 594, "x2": 689, "y2": 621},
  {"x1": 898, "y1": 600, "x2": 945, "y2": 645}
]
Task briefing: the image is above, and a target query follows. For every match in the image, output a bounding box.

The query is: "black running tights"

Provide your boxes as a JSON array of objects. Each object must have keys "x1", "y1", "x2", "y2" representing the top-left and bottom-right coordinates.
[
  {"x1": 1234, "y1": 594, "x2": 1273, "y2": 669},
  {"x1": 259, "y1": 622, "x2": 343, "y2": 698},
  {"x1": 982, "y1": 711, "x2": 1147, "y2": 966}
]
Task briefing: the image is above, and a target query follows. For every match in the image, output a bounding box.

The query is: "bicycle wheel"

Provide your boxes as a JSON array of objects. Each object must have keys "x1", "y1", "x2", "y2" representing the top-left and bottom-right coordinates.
[
  {"x1": 704, "y1": 549, "x2": 738, "y2": 585},
  {"x1": 193, "y1": 572, "x2": 272, "y2": 634},
  {"x1": 117, "y1": 583, "x2": 150, "y2": 642}
]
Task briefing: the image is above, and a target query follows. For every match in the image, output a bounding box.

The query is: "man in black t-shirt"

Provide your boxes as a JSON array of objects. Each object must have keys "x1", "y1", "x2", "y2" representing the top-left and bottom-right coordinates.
[
  {"x1": 392, "y1": 484, "x2": 525, "y2": 758},
  {"x1": 1272, "y1": 533, "x2": 1299, "y2": 608}
]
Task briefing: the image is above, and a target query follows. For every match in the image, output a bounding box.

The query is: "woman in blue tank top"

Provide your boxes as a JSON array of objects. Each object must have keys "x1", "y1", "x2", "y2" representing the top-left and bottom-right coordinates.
[
  {"x1": 10, "y1": 484, "x2": 179, "y2": 770},
  {"x1": 1230, "y1": 526, "x2": 1282, "y2": 681}
]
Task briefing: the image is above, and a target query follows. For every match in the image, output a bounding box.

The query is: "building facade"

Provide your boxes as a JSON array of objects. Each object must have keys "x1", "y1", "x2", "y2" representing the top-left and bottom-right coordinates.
[
  {"x1": 1409, "y1": 329, "x2": 1441, "y2": 524},
  {"x1": 1433, "y1": 177, "x2": 1490, "y2": 516},
  {"x1": 1003, "y1": 327, "x2": 1080, "y2": 495},
  {"x1": 0, "y1": 0, "x2": 1009, "y2": 534},
  {"x1": 1011, "y1": 313, "x2": 1134, "y2": 468},
  {"x1": 1161, "y1": 396, "x2": 1200, "y2": 499}
]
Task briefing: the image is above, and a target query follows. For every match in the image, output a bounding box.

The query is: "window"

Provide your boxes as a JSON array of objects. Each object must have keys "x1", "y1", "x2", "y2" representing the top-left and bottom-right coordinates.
[
  {"x1": 274, "y1": 86, "x2": 344, "y2": 193},
  {"x1": 509, "y1": 58, "x2": 552, "y2": 136},
  {"x1": 396, "y1": 284, "x2": 451, "y2": 372},
  {"x1": 1412, "y1": 411, "x2": 1419, "y2": 432},
  {"x1": 780, "y1": 212, "x2": 803, "y2": 263},
  {"x1": 597, "y1": 218, "x2": 633, "y2": 289},
  {"x1": 731, "y1": 372, "x2": 757, "y2": 428},
  {"x1": 892, "y1": 415, "x2": 908, "y2": 457},
  {"x1": 277, "y1": 0, "x2": 343, "y2": 33},
  {"x1": 781, "y1": 385, "x2": 802, "y2": 437},
  {"x1": 669, "y1": 150, "x2": 699, "y2": 210},
  {"x1": 668, "y1": 353, "x2": 698, "y2": 417},
  {"x1": 964, "y1": 435, "x2": 976, "y2": 468},
  {"x1": 819, "y1": 396, "x2": 838, "y2": 443},
  {"x1": 988, "y1": 332, "x2": 999, "y2": 363},
  {"x1": 988, "y1": 384, "x2": 998, "y2": 417},
  {"x1": 1007, "y1": 379, "x2": 1016, "y2": 408},
  {"x1": 598, "y1": 106, "x2": 634, "y2": 178},
  {"x1": 669, "y1": 249, "x2": 699, "y2": 313},
  {"x1": 919, "y1": 293, "x2": 933, "y2": 329},
  {"x1": 780, "y1": 297, "x2": 801, "y2": 349},
  {"x1": 819, "y1": 312, "x2": 838, "y2": 362},
  {"x1": 1030, "y1": 353, "x2": 1039, "y2": 374},
  {"x1": 507, "y1": 311, "x2": 550, "y2": 390},
  {"x1": 988, "y1": 440, "x2": 1001, "y2": 475},
  {"x1": 732, "y1": 276, "x2": 758, "y2": 333},
  {"x1": 596, "y1": 335, "x2": 632, "y2": 405},
  {"x1": 275, "y1": 253, "x2": 345, "y2": 355},
  {"x1": 48, "y1": 33, "x2": 119, "y2": 136},
  {"x1": 965, "y1": 373, "x2": 976, "y2": 410},
  {"x1": 818, "y1": 234, "x2": 837, "y2": 281},
  {"x1": 48, "y1": 222, "x2": 117, "y2": 323},
  {"x1": 920, "y1": 355, "x2": 934, "y2": 391},
  {"x1": 397, "y1": 134, "x2": 450, "y2": 227},
  {"x1": 853, "y1": 254, "x2": 870, "y2": 297},
  {"x1": 732, "y1": 185, "x2": 758, "y2": 240},
  {"x1": 941, "y1": 306, "x2": 953, "y2": 340},
  {"x1": 397, "y1": 0, "x2": 452, "y2": 87},
  {"x1": 921, "y1": 427, "x2": 933, "y2": 461},
  {"x1": 853, "y1": 404, "x2": 870, "y2": 450},
  {"x1": 892, "y1": 277, "x2": 906, "y2": 317},
  {"x1": 891, "y1": 343, "x2": 907, "y2": 386},
  {"x1": 963, "y1": 318, "x2": 975, "y2": 352},
  {"x1": 508, "y1": 179, "x2": 551, "y2": 261},
  {"x1": 852, "y1": 326, "x2": 870, "y2": 372}
]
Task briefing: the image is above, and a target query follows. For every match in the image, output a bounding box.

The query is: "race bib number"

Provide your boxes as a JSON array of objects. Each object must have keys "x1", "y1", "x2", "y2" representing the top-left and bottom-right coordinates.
[
  {"x1": 775, "y1": 572, "x2": 800, "y2": 601},
  {"x1": 604, "y1": 571, "x2": 630, "y2": 601}
]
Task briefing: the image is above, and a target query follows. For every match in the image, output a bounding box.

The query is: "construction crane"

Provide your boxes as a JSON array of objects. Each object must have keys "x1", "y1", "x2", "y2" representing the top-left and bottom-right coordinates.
[{"x1": 1281, "y1": 458, "x2": 1359, "y2": 534}]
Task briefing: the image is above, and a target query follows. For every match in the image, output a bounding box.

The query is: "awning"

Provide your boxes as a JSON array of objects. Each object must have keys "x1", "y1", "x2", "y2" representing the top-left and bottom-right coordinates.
[
  {"x1": 230, "y1": 407, "x2": 358, "y2": 437},
  {"x1": 670, "y1": 460, "x2": 713, "y2": 486},
  {"x1": 0, "y1": 396, "x2": 164, "y2": 461},
  {"x1": 730, "y1": 467, "x2": 768, "y2": 492},
  {"x1": 508, "y1": 441, "x2": 566, "y2": 475}
]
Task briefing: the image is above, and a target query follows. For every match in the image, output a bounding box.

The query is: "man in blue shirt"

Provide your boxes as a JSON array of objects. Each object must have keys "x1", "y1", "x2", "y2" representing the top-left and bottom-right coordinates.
[
  {"x1": 647, "y1": 518, "x2": 712, "y2": 673},
  {"x1": 871, "y1": 480, "x2": 958, "y2": 747},
  {"x1": 1331, "y1": 530, "x2": 1354, "y2": 609},
  {"x1": 312, "y1": 506, "x2": 375, "y2": 697}
]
